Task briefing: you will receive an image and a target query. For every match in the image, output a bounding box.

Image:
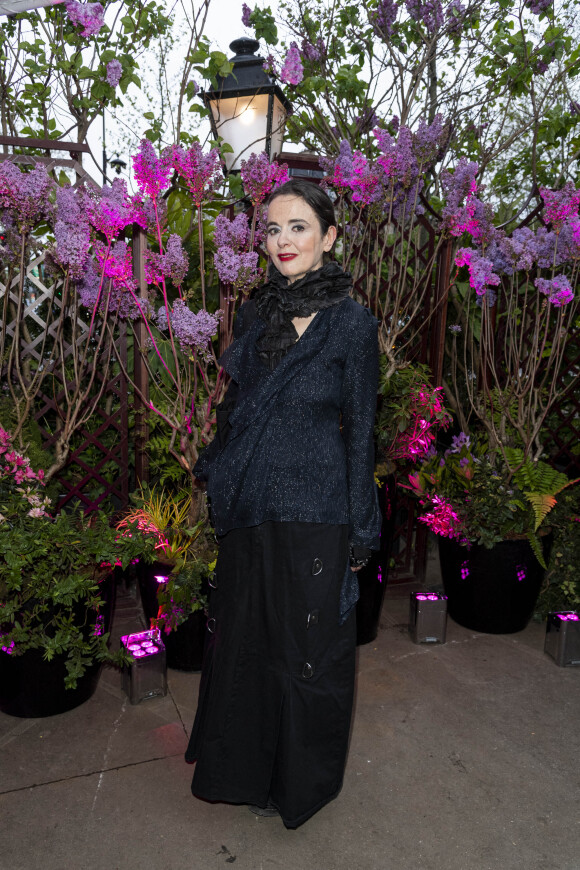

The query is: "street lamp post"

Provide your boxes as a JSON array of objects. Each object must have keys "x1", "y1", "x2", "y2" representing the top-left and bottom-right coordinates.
[{"x1": 202, "y1": 37, "x2": 292, "y2": 174}]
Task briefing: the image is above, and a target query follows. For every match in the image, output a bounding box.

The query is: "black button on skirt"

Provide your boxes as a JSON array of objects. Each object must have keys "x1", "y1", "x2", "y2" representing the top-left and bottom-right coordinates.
[{"x1": 185, "y1": 521, "x2": 356, "y2": 829}]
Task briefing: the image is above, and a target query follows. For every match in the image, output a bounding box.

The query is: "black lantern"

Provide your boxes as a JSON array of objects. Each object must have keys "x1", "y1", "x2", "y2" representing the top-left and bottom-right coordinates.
[{"x1": 202, "y1": 37, "x2": 292, "y2": 174}]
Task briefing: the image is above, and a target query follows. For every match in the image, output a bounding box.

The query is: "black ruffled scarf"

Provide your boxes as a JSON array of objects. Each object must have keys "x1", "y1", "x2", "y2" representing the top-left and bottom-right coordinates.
[{"x1": 254, "y1": 261, "x2": 352, "y2": 369}]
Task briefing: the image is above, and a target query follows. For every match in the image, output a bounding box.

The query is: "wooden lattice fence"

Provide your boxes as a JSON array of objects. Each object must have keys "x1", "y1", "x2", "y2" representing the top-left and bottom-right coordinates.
[{"x1": 0, "y1": 151, "x2": 130, "y2": 512}]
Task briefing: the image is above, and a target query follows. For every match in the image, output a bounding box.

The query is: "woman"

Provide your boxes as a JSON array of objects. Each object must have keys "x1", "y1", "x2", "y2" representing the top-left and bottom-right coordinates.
[{"x1": 185, "y1": 179, "x2": 381, "y2": 829}]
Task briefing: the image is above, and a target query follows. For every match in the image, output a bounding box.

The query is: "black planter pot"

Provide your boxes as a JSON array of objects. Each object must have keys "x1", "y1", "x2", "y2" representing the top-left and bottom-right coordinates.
[
  {"x1": 163, "y1": 610, "x2": 206, "y2": 672},
  {"x1": 137, "y1": 561, "x2": 207, "y2": 672},
  {"x1": 0, "y1": 572, "x2": 116, "y2": 718},
  {"x1": 356, "y1": 475, "x2": 397, "y2": 646},
  {"x1": 438, "y1": 535, "x2": 552, "y2": 634}
]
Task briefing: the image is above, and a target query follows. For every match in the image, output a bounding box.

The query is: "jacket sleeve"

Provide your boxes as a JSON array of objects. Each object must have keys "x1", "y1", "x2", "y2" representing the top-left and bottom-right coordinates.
[
  {"x1": 340, "y1": 308, "x2": 381, "y2": 551},
  {"x1": 194, "y1": 302, "x2": 256, "y2": 480}
]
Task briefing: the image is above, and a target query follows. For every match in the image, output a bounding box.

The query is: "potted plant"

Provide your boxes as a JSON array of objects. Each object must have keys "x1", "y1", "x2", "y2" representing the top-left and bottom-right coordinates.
[
  {"x1": 349, "y1": 363, "x2": 451, "y2": 645},
  {"x1": 536, "y1": 483, "x2": 580, "y2": 618},
  {"x1": 406, "y1": 433, "x2": 576, "y2": 632},
  {"x1": 0, "y1": 428, "x2": 144, "y2": 717},
  {"x1": 117, "y1": 485, "x2": 217, "y2": 671}
]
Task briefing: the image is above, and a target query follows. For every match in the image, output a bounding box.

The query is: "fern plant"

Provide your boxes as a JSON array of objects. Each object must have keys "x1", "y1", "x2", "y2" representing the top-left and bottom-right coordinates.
[{"x1": 506, "y1": 448, "x2": 579, "y2": 532}]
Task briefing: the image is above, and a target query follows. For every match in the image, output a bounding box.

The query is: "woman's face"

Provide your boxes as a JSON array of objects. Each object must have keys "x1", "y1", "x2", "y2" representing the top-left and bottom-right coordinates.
[{"x1": 266, "y1": 195, "x2": 337, "y2": 284}]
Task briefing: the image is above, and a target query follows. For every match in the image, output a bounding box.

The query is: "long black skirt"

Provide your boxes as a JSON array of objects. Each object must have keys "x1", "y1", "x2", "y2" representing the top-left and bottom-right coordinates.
[{"x1": 185, "y1": 521, "x2": 356, "y2": 829}]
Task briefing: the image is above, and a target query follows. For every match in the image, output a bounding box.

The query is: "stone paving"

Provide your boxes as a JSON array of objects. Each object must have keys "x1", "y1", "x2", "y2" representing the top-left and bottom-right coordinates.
[{"x1": 1, "y1": 568, "x2": 579, "y2": 870}]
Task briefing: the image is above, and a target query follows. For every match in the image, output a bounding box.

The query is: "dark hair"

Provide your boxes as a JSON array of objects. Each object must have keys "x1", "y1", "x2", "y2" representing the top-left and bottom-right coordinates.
[{"x1": 266, "y1": 178, "x2": 336, "y2": 237}]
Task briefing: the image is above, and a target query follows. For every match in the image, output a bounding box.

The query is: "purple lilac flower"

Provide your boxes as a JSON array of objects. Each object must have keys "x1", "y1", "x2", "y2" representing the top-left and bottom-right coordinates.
[
  {"x1": 132, "y1": 194, "x2": 168, "y2": 233},
  {"x1": 413, "y1": 113, "x2": 447, "y2": 164},
  {"x1": 540, "y1": 182, "x2": 580, "y2": 230},
  {"x1": 570, "y1": 101, "x2": 580, "y2": 115},
  {"x1": 499, "y1": 227, "x2": 539, "y2": 271},
  {"x1": 0, "y1": 211, "x2": 20, "y2": 263},
  {"x1": 240, "y1": 152, "x2": 289, "y2": 205},
  {"x1": 133, "y1": 139, "x2": 173, "y2": 200},
  {"x1": 85, "y1": 178, "x2": 139, "y2": 242},
  {"x1": 446, "y1": 0, "x2": 465, "y2": 34},
  {"x1": 189, "y1": 79, "x2": 199, "y2": 96},
  {"x1": 448, "y1": 431, "x2": 471, "y2": 452},
  {"x1": 440, "y1": 158, "x2": 479, "y2": 236},
  {"x1": 77, "y1": 257, "x2": 142, "y2": 320},
  {"x1": 164, "y1": 235, "x2": 189, "y2": 285},
  {"x1": 106, "y1": 60, "x2": 122, "y2": 88},
  {"x1": 280, "y1": 42, "x2": 304, "y2": 86},
  {"x1": 448, "y1": 323, "x2": 462, "y2": 334},
  {"x1": 0, "y1": 162, "x2": 54, "y2": 231},
  {"x1": 262, "y1": 54, "x2": 279, "y2": 77},
  {"x1": 374, "y1": 125, "x2": 418, "y2": 188},
  {"x1": 241, "y1": 3, "x2": 253, "y2": 26},
  {"x1": 214, "y1": 247, "x2": 260, "y2": 289},
  {"x1": 524, "y1": 0, "x2": 552, "y2": 13},
  {"x1": 155, "y1": 301, "x2": 220, "y2": 353},
  {"x1": 370, "y1": 0, "x2": 399, "y2": 38},
  {"x1": 321, "y1": 139, "x2": 354, "y2": 192},
  {"x1": 52, "y1": 186, "x2": 91, "y2": 279},
  {"x1": 95, "y1": 240, "x2": 135, "y2": 289},
  {"x1": 214, "y1": 213, "x2": 250, "y2": 251},
  {"x1": 455, "y1": 247, "x2": 501, "y2": 298},
  {"x1": 535, "y1": 275, "x2": 574, "y2": 307},
  {"x1": 65, "y1": 1, "x2": 105, "y2": 37},
  {"x1": 301, "y1": 38, "x2": 326, "y2": 61},
  {"x1": 405, "y1": 0, "x2": 444, "y2": 31},
  {"x1": 349, "y1": 152, "x2": 383, "y2": 205},
  {"x1": 145, "y1": 234, "x2": 189, "y2": 287},
  {"x1": 173, "y1": 142, "x2": 222, "y2": 208}
]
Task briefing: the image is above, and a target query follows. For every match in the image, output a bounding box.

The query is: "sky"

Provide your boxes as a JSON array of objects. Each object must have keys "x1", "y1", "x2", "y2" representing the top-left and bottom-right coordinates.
[{"x1": 86, "y1": 0, "x2": 292, "y2": 186}]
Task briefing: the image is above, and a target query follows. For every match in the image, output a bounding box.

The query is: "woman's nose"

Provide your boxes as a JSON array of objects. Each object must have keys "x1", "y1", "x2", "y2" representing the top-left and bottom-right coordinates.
[{"x1": 277, "y1": 227, "x2": 290, "y2": 247}]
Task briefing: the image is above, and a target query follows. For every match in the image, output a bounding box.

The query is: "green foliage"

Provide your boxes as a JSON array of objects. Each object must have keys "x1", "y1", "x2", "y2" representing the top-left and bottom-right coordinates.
[
  {"x1": 0, "y1": 506, "x2": 148, "y2": 689},
  {"x1": 375, "y1": 362, "x2": 451, "y2": 474},
  {"x1": 0, "y1": 1, "x2": 172, "y2": 144},
  {"x1": 408, "y1": 439, "x2": 560, "y2": 563},
  {"x1": 537, "y1": 484, "x2": 580, "y2": 616},
  {"x1": 154, "y1": 556, "x2": 213, "y2": 633},
  {"x1": 506, "y1": 448, "x2": 578, "y2": 531},
  {"x1": 249, "y1": 6, "x2": 278, "y2": 45},
  {"x1": 118, "y1": 485, "x2": 217, "y2": 630}
]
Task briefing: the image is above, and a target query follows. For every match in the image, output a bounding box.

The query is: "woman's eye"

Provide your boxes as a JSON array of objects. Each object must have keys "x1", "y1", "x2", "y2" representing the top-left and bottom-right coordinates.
[
  {"x1": 267, "y1": 227, "x2": 279, "y2": 235},
  {"x1": 293, "y1": 225, "x2": 305, "y2": 232}
]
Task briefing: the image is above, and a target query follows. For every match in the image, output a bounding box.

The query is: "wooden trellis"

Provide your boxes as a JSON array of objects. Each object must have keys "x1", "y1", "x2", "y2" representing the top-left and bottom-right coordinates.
[{"x1": 0, "y1": 148, "x2": 130, "y2": 513}]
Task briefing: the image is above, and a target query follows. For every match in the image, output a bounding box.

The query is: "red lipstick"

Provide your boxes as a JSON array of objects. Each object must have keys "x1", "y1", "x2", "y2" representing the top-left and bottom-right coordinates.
[{"x1": 278, "y1": 254, "x2": 297, "y2": 261}]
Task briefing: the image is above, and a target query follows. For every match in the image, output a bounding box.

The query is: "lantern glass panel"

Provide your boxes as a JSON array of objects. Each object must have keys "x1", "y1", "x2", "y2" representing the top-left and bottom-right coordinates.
[{"x1": 209, "y1": 93, "x2": 286, "y2": 172}]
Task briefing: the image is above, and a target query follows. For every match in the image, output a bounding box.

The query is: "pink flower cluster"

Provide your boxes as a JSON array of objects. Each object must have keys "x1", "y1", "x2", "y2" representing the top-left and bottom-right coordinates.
[
  {"x1": 173, "y1": 142, "x2": 222, "y2": 208},
  {"x1": 65, "y1": 1, "x2": 105, "y2": 37},
  {"x1": 132, "y1": 139, "x2": 173, "y2": 200},
  {"x1": 540, "y1": 182, "x2": 580, "y2": 231},
  {"x1": 535, "y1": 275, "x2": 575, "y2": 307},
  {"x1": 391, "y1": 386, "x2": 450, "y2": 461},
  {"x1": 455, "y1": 247, "x2": 500, "y2": 302},
  {"x1": 418, "y1": 495, "x2": 462, "y2": 538},
  {"x1": 85, "y1": 178, "x2": 140, "y2": 242},
  {"x1": 280, "y1": 42, "x2": 304, "y2": 86},
  {"x1": 0, "y1": 429, "x2": 45, "y2": 487},
  {"x1": 240, "y1": 152, "x2": 289, "y2": 205}
]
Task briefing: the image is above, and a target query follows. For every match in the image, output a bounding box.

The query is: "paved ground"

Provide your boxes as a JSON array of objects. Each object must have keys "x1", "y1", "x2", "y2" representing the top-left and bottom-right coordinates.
[{"x1": 1, "y1": 557, "x2": 579, "y2": 870}]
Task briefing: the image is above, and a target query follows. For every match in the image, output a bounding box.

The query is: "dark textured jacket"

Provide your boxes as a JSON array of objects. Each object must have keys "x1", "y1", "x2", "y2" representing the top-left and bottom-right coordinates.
[{"x1": 195, "y1": 295, "x2": 381, "y2": 551}]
